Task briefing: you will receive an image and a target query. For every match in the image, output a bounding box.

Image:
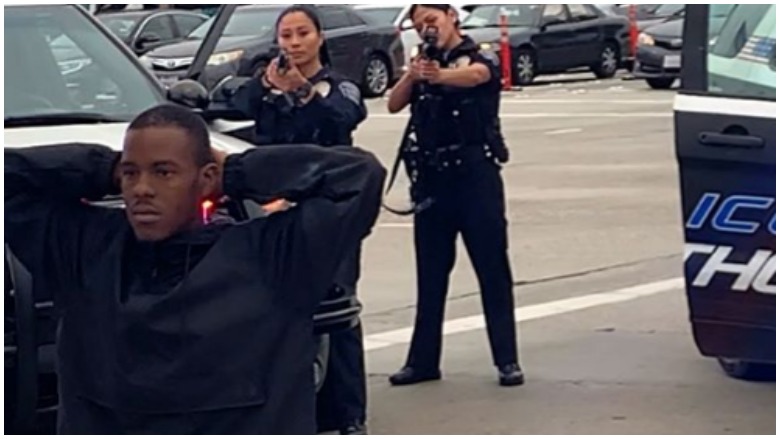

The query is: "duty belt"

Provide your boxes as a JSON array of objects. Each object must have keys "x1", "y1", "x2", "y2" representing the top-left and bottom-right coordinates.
[{"x1": 420, "y1": 144, "x2": 492, "y2": 171}]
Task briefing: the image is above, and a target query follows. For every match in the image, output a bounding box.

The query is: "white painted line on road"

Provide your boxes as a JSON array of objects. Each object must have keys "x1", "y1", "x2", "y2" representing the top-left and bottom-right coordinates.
[
  {"x1": 364, "y1": 278, "x2": 684, "y2": 352},
  {"x1": 378, "y1": 223, "x2": 414, "y2": 229},
  {"x1": 501, "y1": 99, "x2": 672, "y2": 104},
  {"x1": 546, "y1": 128, "x2": 584, "y2": 136},
  {"x1": 370, "y1": 113, "x2": 671, "y2": 120}
]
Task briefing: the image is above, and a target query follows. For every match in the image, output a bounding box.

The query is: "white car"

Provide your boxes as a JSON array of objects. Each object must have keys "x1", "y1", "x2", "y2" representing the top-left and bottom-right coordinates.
[{"x1": 353, "y1": 4, "x2": 472, "y2": 68}]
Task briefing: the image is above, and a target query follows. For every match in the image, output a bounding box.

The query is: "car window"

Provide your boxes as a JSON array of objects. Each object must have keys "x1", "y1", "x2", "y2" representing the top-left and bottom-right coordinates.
[
  {"x1": 5, "y1": 5, "x2": 163, "y2": 121},
  {"x1": 461, "y1": 4, "x2": 541, "y2": 28},
  {"x1": 708, "y1": 4, "x2": 775, "y2": 100},
  {"x1": 189, "y1": 7, "x2": 280, "y2": 39},
  {"x1": 98, "y1": 15, "x2": 141, "y2": 41},
  {"x1": 321, "y1": 8, "x2": 353, "y2": 30},
  {"x1": 356, "y1": 7, "x2": 403, "y2": 25},
  {"x1": 140, "y1": 15, "x2": 175, "y2": 40},
  {"x1": 567, "y1": 4, "x2": 600, "y2": 22},
  {"x1": 542, "y1": 5, "x2": 569, "y2": 24},
  {"x1": 346, "y1": 10, "x2": 367, "y2": 27},
  {"x1": 653, "y1": 4, "x2": 685, "y2": 17},
  {"x1": 173, "y1": 14, "x2": 206, "y2": 36}
]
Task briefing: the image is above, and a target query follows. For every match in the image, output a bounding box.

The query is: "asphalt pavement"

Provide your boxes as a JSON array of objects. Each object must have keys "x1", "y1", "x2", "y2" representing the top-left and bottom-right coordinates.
[{"x1": 350, "y1": 73, "x2": 776, "y2": 435}]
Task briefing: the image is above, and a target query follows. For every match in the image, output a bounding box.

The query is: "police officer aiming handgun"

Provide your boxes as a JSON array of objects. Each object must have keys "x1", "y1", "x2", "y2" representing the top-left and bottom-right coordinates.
[{"x1": 387, "y1": 4, "x2": 524, "y2": 388}]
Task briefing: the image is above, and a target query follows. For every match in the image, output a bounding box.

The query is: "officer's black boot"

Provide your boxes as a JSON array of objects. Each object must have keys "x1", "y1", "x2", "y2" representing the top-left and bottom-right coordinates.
[
  {"x1": 498, "y1": 363, "x2": 525, "y2": 387},
  {"x1": 340, "y1": 422, "x2": 368, "y2": 435},
  {"x1": 389, "y1": 367, "x2": 442, "y2": 386}
]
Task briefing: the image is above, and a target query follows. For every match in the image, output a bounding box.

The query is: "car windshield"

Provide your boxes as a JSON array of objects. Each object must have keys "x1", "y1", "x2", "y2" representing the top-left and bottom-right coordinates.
[
  {"x1": 97, "y1": 14, "x2": 143, "y2": 41},
  {"x1": 189, "y1": 7, "x2": 281, "y2": 39},
  {"x1": 461, "y1": 4, "x2": 540, "y2": 28},
  {"x1": 356, "y1": 7, "x2": 403, "y2": 25},
  {"x1": 5, "y1": 5, "x2": 164, "y2": 122}
]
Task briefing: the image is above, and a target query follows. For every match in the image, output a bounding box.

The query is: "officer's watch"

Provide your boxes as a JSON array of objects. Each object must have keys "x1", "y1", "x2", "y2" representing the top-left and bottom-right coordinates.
[{"x1": 292, "y1": 82, "x2": 314, "y2": 104}]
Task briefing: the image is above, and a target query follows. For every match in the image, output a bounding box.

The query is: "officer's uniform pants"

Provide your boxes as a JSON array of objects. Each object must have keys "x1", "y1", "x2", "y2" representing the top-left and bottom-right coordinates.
[{"x1": 406, "y1": 160, "x2": 518, "y2": 370}]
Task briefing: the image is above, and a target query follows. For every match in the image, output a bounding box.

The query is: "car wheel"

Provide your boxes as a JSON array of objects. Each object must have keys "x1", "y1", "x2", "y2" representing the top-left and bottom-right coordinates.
[
  {"x1": 718, "y1": 358, "x2": 775, "y2": 382},
  {"x1": 646, "y1": 77, "x2": 676, "y2": 89},
  {"x1": 592, "y1": 42, "x2": 619, "y2": 79},
  {"x1": 514, "y1": 49, "x2": 536, "y2": 86},
  {"x1": 362, "y1": 54, "x2": 390, "y2": 98}
]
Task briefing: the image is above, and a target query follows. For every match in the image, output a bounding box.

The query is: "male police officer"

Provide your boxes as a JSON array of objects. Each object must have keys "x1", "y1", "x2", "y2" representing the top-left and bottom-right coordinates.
[
  {"x1": 5, "y1": 105, "x2": 385, "y2": 434},
  {"x1": 387, "y1": 4, "x2": 524, "y2": 387}
]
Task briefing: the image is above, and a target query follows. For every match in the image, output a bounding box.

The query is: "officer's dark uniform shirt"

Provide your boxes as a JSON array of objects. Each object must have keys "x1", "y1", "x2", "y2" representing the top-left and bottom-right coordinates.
[
  {"x1": 5, "y1": 143, "x2": 385, "y2": 434},
  {"x1": 231, "y1": 66, "x2": 367, "y2": 147},
  {"x1": 411, "y1": 36, "x2": 502, "y2": 151}
]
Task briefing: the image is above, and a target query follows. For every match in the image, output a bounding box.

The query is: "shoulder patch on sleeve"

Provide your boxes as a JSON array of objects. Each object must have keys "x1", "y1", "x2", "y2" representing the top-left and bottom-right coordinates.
[
  {"x1": 338, "y1": 81, "x2": 363, "y2": 105},
  {"x1": 478, "y1": 50, "x2": 501, "y2": 67}
]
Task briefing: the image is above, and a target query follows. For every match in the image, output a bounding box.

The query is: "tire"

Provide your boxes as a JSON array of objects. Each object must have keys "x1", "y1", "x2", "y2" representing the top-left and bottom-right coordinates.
[
  {"x1": 646, "y1": 77, "x2": 675, "y2": 89},
  {"x1": 362, "y1": 54, "x2": 391, "y2": 98},
  {"x1": 718, "y1": 358, "x2": 776, "y2": 382},
  {"x1": 514, "y1": 48, "x2": 536, "y2": 86},
  {"x1": 592, "y1": 42, "x2": 619, "y2": 79}
]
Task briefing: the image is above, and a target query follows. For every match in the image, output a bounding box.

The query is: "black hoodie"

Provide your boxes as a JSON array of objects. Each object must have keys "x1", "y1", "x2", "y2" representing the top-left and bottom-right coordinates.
[{"x1": 5, "y1": 142, "x2": 386, "y2": 434}]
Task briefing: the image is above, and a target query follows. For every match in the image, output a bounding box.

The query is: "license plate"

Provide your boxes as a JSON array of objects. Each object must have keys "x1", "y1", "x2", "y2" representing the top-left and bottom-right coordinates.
[{"x1": 663, "y1": 55, "x2": 681, "y2": 69}]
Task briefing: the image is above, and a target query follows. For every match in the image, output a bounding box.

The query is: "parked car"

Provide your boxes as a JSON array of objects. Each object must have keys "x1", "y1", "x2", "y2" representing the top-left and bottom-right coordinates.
[
  {"x1": 460, "y1": 4, "x2": 630, "y2": 86},
  {"x1": 5, "y1": 4, "x2": 361, "y2": 433},
  {"x1": 96, "y1": 9, "x2": 207, "y2": 55},
  {"x1": 352, "y1": 4, "x2": 472, "y2": 68},
  {"x1": 633, "y1": 4, "x2": 735, "y2": 89},
  {"x1": 141, "y1": 4, "x2": 405, "y2": 97}
]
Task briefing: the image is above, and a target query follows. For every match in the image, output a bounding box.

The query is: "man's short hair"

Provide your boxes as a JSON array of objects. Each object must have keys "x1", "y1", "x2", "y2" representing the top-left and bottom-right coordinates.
[{"x1": 128, "y1": 104, "x2": 213, "y2": 166}]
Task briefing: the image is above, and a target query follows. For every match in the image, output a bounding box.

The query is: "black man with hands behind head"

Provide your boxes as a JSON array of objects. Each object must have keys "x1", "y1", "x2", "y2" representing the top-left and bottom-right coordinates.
[{"x1": 4, "y1": 104, "x2": 385, "y2": 435}]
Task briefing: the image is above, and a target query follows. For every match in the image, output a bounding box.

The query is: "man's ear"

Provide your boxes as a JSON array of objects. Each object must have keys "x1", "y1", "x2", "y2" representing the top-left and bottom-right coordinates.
[
  {"x1": 199, "y1": 162, "x2": 221, "y2": 199},
  {"x1": 448, "y1": 9, "x2": 458, "y2": 25}
]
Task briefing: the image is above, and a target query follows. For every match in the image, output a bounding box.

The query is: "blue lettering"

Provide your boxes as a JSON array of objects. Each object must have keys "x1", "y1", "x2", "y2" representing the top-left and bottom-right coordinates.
[
  {"x1": 686, "y1": 193, "x2": 720, "y2": 230},
  {"x1": 713, "y1": 196, "x2": 775, "y2": 234},
  {"x1": 770, "y1": 213, "x2": 776, "y2": 236}
]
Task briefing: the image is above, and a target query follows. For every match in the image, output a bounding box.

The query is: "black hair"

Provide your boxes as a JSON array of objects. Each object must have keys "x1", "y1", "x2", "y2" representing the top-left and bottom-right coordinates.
[
  {"x1": 410, "y1": 4, "x2": 460, "y2": 28},
  {"x1": 410, "y1": 4, "x2": 454, "y2": 18},
  {"x1": 275, "y1": 4, "x2": 332, "y2": 66},
  {"x1": 128, "y1": 104, "x2": 213, "y2": 167}
]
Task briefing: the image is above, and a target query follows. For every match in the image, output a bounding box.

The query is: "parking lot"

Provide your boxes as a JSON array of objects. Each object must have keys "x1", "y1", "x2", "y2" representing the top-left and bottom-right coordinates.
[{"x1": 351, "y1": 74, "x2": 775, "y2": 434}]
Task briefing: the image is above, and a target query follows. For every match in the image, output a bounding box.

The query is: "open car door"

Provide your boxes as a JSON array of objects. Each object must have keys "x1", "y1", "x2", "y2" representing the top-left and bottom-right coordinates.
[{"x1": 675, "y1": 5, "x2": 775, "y2": 381}]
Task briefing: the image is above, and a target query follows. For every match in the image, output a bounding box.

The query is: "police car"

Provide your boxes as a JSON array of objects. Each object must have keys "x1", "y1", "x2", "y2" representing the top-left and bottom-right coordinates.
[
  {"x1": 675, "y1": 5, "x2": 775, "y2": 381},
  {"x1": 4, "y1": 4, "x2": 359, "y2": 433}
]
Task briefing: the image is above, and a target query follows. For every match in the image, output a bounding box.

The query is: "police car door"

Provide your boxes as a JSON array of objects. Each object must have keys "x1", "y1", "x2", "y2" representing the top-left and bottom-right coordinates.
[{"x1": 675, "y1": 5, "x2": 775, "y2": 379}]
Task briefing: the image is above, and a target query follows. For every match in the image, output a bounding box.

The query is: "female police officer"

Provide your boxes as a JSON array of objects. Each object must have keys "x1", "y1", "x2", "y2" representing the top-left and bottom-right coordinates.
[
  {"x1": 229, "y1": 6, "x2": 369, "y2": 435},
  {"x1": 387, "y1": 4, "x2": 525, "y2": 388}
]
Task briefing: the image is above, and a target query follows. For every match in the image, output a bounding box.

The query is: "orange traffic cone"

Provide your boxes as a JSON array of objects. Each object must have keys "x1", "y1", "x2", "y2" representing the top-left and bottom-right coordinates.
[{"x1": 499, "y1": 14, "x2": 512, "y2": 90}]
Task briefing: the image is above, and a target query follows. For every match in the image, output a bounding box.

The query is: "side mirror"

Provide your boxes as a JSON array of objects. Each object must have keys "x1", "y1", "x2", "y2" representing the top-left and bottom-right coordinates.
[
  {"x1": 400, "y1": 18, "x2": 414, "y2": 31},
  {"x1": 135, "y1": 33, "x2": 161, "y2": 50},
  {"x1": 167, "y1": 79, "x2": 210, "y2": 110},
  {"x1": 209, "y1": 75, "x2": 252, "y2": 104}
]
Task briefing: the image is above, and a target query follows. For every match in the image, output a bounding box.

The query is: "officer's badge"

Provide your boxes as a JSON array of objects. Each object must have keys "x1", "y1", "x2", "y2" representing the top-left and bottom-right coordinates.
[
  {"x1": 339, "y1": 82, "x2": 363, "y2": 105},
  {"x1": 313, "y1": 80, "x2": 332, "y2": 98},
  {"x1": 450, "y1": 55, "x2": 472, "y2": 69}
]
